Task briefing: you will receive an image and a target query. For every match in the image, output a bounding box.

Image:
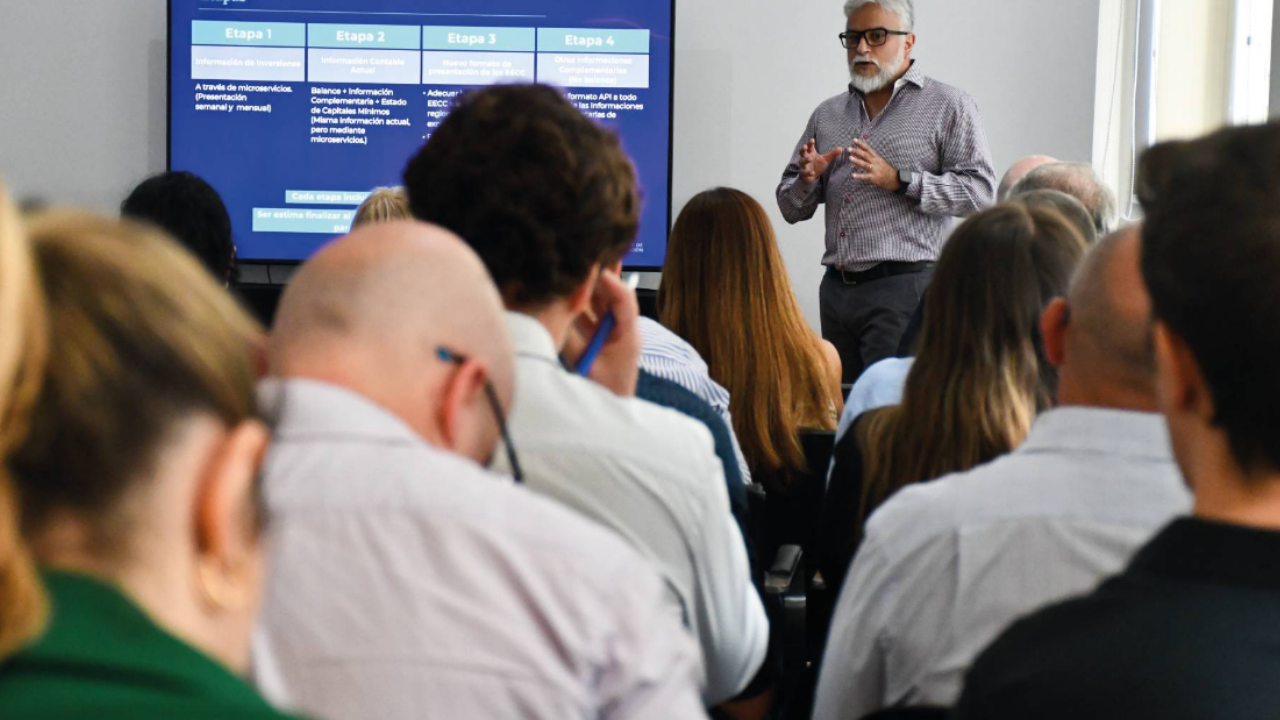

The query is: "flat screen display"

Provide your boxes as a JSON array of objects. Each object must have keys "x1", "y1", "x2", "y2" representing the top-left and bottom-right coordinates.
[{"x1": 168, "y1": 0, "x2": 675, "y2": 268}]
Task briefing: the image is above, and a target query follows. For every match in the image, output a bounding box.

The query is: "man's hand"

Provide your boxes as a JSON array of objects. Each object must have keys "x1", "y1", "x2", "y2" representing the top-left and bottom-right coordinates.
[
  {"x1": 799, "y1": 139, "x2": 843, "y2": 187},
  {"x1": 571, "y1": 269, "x2": 641, "y2": 397},
  {"x1": 849, "y1": 139, "x2": 901, "y2": 192}
]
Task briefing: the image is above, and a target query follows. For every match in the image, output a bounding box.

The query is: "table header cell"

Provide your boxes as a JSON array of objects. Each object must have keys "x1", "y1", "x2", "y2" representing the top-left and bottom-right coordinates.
[
  {"x1": 537, "y1": 28, "x2": 650, "y2": 54},
  {"x1": 308, "y1": 24, "x2": 422, "y2": 50},
  {"x1": 192, "y1": 20, "x2": 305, "y2": 48},
  {"x1": 422, "y1": 26, "x2": 536, "y2": 52}
]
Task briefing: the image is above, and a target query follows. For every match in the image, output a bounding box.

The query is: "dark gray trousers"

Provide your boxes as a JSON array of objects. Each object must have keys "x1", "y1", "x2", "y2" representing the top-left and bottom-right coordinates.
[{"x1": 819, "y1": 268, "x2": 933, "y2": 383}]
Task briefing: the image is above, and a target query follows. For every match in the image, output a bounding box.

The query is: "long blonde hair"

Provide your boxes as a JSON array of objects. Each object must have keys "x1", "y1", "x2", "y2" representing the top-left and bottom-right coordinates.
[
  {"x1": 858, "y1": 204, "x2": 1087, "y2": 521},
  {"x1": 660, "y1": 188, "x2": 837, "y2": 492},
  {"x1": 0, "y1": 206, "x2": 265, "y2": 659},
  {"x1": 0, "y1": 183, "x2": 47, "y2": 656}
]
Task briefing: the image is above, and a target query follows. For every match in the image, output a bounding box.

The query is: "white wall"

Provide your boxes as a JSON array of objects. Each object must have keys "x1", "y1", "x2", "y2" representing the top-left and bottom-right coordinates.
[
  {"x1": 0, "y1": 0, "x2": 167, "y2": 211},
  {"x1": 1, "y1": 0, "x2": 1100, "y2": 328},
  {"x1": 675, "y1": 0, "x2": 1101, "y2": 327}
]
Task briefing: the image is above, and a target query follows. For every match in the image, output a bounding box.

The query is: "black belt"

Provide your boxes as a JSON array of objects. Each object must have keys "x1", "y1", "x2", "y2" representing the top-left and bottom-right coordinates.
[{"x1": 826, "y1": 261, "x2": 935, "y2": 286}]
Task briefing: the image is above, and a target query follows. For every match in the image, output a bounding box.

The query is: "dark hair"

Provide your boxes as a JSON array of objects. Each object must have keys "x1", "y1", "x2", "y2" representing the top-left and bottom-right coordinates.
[
  {"x1": 859, "y1": 204, "x2": 1087, "y2": 521},
  {"x1": 1139, "y1": 124, "x2": 1280, "y2": 473},
  {"x1": 121, "y1": 171, "x2": 237, "y2": 284},
  {"x1": 402, "y1": 84, "x2": 640, "y2": 309}
]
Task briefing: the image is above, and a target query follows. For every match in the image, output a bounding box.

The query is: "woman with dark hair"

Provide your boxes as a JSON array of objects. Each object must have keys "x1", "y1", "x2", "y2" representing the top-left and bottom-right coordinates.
[
  {"x1": 0, "y1": 190, "x2": 301, "y2": 720},
  {"x1": 660, "y1": 187, "x2": 844, "y2": 495},
  {"x1": 819, "y1": 203, "x2": 1088, "y2": 592}
]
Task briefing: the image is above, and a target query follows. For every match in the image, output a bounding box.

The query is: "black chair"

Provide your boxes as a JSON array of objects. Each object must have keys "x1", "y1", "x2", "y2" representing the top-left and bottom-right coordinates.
[
  {"x1": 750, "y1": 430, "x2": 837, "y2": 719},
  {"x1": 860, "y1": 707, "x2": 951, "y2": 720}
]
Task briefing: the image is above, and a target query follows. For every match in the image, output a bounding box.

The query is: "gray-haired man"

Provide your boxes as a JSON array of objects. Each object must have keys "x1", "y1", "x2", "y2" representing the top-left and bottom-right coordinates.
[{"x1": 777, "y1": 0, "x2": 996, "y2": 381}]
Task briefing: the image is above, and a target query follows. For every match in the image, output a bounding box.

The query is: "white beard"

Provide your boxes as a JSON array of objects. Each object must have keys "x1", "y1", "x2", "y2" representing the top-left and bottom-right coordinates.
[{"x1": 848, "y1": 46, "x2": 907, "y2": 93}]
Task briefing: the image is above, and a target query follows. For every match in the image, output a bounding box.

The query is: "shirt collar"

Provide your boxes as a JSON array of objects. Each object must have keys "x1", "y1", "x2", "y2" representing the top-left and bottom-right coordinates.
[
  {"x1": 505, "y1": 311, "x2": 562, "y2": 366},
  {"x1": 848, "y1": 59, "x2": 925, "y2": 96},
  {"x1": 261, "y1": 377, "x2": 424, "y2": 445},
  {"x1": 1127, "y1": 517, "x2": 1280, "y2": 591},
  {"x1": 1016, "y1": 406, "x2": 1173, "y2": 463}
]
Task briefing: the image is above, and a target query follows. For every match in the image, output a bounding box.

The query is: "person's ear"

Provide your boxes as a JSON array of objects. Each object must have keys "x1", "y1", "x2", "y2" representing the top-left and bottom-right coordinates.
[
  {"x1": 1153, "y1": 321, "x2": 1213, "y2": 422},
  {"x1": 438, "y1": 356, "x2": 490, "y2": 461},
  {"x1": 1040, "y1": 298, "x2": 1069, "y2": 369},
  {"x1": 193, "y1": 420, "x2": 270, "y2": 615},
  {"x1": 904, "y1": 33, "x2": 916, "y2": 55},
  {"x1": 568, "y1": 264, "x2": 602, "y2": 318}
]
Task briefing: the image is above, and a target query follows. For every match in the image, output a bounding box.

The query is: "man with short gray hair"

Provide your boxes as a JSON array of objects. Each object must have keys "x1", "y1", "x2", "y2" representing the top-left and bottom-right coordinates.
[
  {"x1": 778, "y1": 0, "x2": 996, "y2": 382},
  {"x1": 1010, "y1": 161, "x2": 1118, "y2": 234}
]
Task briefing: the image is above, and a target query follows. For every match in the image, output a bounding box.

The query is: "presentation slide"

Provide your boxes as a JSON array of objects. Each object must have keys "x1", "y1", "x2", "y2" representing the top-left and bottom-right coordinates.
[{"x1": 168, "y1": 0, "x2": 674, "y2": 268}]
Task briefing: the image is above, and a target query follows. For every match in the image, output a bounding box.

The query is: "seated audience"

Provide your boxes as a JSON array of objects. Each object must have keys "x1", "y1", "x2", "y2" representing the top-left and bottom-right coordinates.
[
  {"x1": 252, "y1": 221, "x2": 706, "y2": 720},
  {"x1": 659, "y1": 187, "x2": 843, "y2": 495},
  {"x1": 820, "y1": 205, "x2": 1087, "y2": 593},
  {"x1": 1009, "y1": 161, "x2": 1118, "y2": 234},
  {"x1": 402, "y1": 84, "x2": 767, "y2": 705},
  {"x1": 121, "y1": 170, "x2": 238, "y2": 285},
  {"x1": 640, "y1": 316, "x2": 752, "y2": 484},
  {"x1": 814, "y1": 225, "x2": 1191, "y2": 719},
  {"x1": 896, "y1": 158, "x2": 1111, "y2": 357},
  {"x1": 845, "y1": 192, "x2": 1097, "y2": 432},
  {"x1": 0, "y1": 201, "x2": 298, "y2": 719},
  {"x1": 1013, "y1": 189, "x2": 1098, "y2": 245},
  {"x1": 351, "y1": 186, "x2": 410, "y2": 228},
  {"x1": 955, "y1": 123, "x2": 1280, "y2": 720}
]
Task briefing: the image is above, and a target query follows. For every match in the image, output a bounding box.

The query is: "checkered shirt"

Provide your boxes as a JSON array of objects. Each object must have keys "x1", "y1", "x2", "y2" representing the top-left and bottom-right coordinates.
[{"x1": 777, "y1": 62, "x2": 996, "y2": 271}]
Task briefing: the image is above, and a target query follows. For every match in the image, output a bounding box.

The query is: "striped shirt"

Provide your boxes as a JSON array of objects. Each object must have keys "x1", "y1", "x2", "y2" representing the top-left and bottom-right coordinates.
[
  {"x1": 639, "y1": 317, "x2": 752, "y2": 484},
  {"x1": 777, "y1": 62, "x2": 996, "y2": 271}
]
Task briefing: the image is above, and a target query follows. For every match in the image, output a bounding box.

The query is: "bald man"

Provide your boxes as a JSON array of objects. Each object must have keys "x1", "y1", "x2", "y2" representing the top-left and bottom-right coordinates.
[
  {"x1": 251, "y1": 222, "x2": 707, "y2": 720},
  {"x1": 812, "y1": 225, "x2": 1191, "y2": 720},
  {"x1": 997, "y1": 154, "x2": 1057, "y2": 201}
]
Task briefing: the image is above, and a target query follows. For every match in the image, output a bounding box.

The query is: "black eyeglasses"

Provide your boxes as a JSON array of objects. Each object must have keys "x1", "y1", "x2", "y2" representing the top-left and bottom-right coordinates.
[
  {"x1": 436, "y1": 347, "x2": 524, "y2": 483},
  {"x1": 840, "y1": 27, "x2": 910, "y2": 49}
]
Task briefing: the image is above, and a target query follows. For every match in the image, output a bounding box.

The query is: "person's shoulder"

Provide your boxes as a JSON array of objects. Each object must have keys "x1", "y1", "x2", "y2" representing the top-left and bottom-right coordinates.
[
  {"x1": 816, "y1": 89, "x2": 854, "y2": 113},
  {"x1": 919, "y1": 74, "x2": 981, "y2": 111}
]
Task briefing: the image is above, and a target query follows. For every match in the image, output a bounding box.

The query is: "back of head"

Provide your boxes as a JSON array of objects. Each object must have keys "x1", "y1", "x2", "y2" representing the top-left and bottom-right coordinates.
[
  {"x1": 121, "y1": 171, "x2": 236, "y2": 284},
  {"x1": 1138, "y1": 124, "x2": 1280, "y2": 474},
  {"x1": 1011, "y1": 189, "x2": 1098, "y2": 246},
  {"x1": 1011, "y1": 162, "x2": 1118, "y2": 235},
  {"x1": 998, "y1": 155, "x2": 1058, "y2": 201},
  {"x1": 351, "y1": 186, "x2": 411, "y2": 229},
  {"x1": 270, "y1": 221, "x2": 514, "y2": 459},
  {"x1": 861, "y1": 204, "x2": 1088, "y2": 513},
  {"x1": 659, "y1": 188, "x2": 836, "y2": 488},
  {"x1": 403, "y1": 84, "x2": 639, "y2": 310},
  {"x1": 1057, "y1": 225, "x2": 1155, "y2": 404},
  {"x1": 0, "y1": 208, "x2": 263, "y2": 658}
]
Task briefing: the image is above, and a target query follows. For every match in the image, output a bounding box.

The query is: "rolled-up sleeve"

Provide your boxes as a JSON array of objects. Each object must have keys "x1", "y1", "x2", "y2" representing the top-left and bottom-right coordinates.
[
  {"x1": 907, "y1": 93, "x2": 996, "y2": 218},
  {"x1": 777, "y1": 110, "x2": 826, "y2": 225}
]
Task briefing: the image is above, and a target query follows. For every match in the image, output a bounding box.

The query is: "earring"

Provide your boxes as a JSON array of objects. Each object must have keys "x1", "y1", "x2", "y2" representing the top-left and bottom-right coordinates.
[{"x1": 197, "y1": 559, "x2": 247, "y2": 613}]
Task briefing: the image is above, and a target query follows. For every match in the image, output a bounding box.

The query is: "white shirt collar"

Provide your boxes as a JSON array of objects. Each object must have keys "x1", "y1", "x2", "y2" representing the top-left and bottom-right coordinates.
[{"x1": 1017, "y1": 406, "x2": 1172, "y2": 462}]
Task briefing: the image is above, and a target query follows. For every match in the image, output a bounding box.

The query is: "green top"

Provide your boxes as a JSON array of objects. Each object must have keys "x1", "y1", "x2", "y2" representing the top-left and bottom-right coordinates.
[{"x1": 0, "y1": 570, "x2": 302, "y2": 720}]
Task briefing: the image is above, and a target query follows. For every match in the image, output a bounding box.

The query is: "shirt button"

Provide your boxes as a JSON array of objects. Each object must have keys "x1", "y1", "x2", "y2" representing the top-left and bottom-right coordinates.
[
  {"x1": 844, "y1": 197, "x2": 850, "y2": 205},
  {"x1": 862, "y1": 133, "x2": 869, "y2": 140},
  {"x1": 839, "y1": 232, "x2": 846, "y2": 238}
]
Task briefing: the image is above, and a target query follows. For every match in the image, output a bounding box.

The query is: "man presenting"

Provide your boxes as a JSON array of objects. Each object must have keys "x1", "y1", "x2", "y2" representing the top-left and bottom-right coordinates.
[{"x1": 778, "y1": 0, "x2": 995, "y2": 381}]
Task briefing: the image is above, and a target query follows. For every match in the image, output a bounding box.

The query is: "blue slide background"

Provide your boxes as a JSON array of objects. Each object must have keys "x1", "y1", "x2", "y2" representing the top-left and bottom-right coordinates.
[{"x1": 169, "y1": 0, "x2": 674, "y2": 267}]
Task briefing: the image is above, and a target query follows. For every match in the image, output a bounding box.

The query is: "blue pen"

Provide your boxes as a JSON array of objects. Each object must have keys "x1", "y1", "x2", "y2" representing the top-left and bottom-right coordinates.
[{"x1": 576, "y1": 273, "x2": 641, "y2": 377}]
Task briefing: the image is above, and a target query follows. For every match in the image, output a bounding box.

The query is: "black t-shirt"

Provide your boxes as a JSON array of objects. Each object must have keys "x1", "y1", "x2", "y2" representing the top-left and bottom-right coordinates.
[{"x1": 955, "y1": 517, "x2": 1280, "y2": 720}]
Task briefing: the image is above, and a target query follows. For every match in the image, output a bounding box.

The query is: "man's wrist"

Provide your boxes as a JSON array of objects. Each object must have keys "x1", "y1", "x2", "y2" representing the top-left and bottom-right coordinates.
[{"x1": 895, "y1": 168, "x2": 915, "y2": 195}]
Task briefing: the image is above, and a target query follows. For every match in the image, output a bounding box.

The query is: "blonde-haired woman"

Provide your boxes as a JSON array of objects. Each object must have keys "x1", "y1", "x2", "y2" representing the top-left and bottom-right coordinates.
[
  {"x1": 660, "y1": 187, "x2": 843, "y2": 495},
  {"x1": 352, "y1": 186, "x2": 411, "y2": 228},
  {"x1": 819, "y1": 203, "x2": 1088, "y2": 591},
  {"x1": 0, "y1": 188, "x2": 303, "y2": 719}
]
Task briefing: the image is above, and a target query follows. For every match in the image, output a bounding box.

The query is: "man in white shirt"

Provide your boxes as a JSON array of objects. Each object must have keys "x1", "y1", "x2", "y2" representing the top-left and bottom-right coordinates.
[
  {"x1": 403, "y1": 84, "x2": 768, "y2": 707},
  {"x1": 252, "y1": 222, "x2": 708, "y2": 720},
  {"x1": 812, "y1": 225, "x2": 1192, "y2": 718}
]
